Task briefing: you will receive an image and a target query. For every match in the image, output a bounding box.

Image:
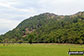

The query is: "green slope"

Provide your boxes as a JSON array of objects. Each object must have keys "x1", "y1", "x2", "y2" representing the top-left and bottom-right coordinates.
[{"x1": 1, "y1": 12, "x2": 84, "y2": 44}]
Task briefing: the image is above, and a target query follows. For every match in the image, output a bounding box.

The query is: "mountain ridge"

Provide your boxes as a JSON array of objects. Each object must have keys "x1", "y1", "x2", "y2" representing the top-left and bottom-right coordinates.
[{"x1": 0, "y1": 11, "x2": 84, "y2": 44}]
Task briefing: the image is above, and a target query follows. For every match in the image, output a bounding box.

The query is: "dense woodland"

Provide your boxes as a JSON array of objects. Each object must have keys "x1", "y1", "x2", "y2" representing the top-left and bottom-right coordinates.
[{"x1": 0, "y1": 12, "x2": 84, "y2": 44}]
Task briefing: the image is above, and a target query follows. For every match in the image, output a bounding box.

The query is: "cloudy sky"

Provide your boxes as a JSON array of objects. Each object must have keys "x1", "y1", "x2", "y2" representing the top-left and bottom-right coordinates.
[{"x1": 0, "y1": 0, "x2": 84, "y2": 35}]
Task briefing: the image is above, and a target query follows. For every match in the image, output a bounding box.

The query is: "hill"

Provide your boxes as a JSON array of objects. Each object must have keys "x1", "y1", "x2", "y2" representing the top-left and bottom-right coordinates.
[{"x1": 0, "y1": 12, "x2": 84, "y2": 44}]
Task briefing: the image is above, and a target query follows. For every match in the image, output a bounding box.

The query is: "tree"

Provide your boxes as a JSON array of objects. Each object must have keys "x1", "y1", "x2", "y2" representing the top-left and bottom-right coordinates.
[
  {"x1": 17, "y1": 40, "x2": 23, "y2": 43},
  {"x1": 78, "y1": 39, "x2": 83, "y2": 45},
  {"x1": 27, "y1": 34, "x2": 34, "y2": 44}
]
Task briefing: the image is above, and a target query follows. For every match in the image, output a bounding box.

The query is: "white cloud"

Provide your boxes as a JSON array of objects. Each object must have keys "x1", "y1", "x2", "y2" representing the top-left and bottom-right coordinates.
[
  {"x1": 0, "y1": 19, "x2": 20, "y2": 34},
  {"x1": 0, "y1": 2, "x2": 11, "y2": 8}
]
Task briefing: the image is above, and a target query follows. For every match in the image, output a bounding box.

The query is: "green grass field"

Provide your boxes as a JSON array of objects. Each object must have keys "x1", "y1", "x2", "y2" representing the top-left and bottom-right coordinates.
[{"x1": 0, "y1": 43, "x2": 83, "y2": 56}]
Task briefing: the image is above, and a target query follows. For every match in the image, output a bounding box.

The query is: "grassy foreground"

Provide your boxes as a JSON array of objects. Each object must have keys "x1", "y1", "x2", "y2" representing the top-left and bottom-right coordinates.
[{"x1": 0, "y1": 43, "x2": 83, "y2": 56}]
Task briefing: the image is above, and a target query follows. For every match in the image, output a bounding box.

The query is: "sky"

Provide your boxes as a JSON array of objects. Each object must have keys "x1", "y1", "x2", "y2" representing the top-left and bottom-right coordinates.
[{"x1": 0, "y1": 0, "x2": 84, "y2": 35}]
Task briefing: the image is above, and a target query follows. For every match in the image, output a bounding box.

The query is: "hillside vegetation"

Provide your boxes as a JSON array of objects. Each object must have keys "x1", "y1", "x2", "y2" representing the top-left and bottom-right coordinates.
[{"x1": 0, "y1": 12, "x2": 84, "y2": 44}]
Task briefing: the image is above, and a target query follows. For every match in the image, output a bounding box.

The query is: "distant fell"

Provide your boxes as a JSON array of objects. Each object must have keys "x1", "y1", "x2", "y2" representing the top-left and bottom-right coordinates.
[{"x1": 0, "y1": 11, "x2": 84, "y2": 44}]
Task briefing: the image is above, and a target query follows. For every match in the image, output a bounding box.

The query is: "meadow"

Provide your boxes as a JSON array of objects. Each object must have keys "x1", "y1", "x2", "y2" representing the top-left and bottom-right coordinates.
[{"x1": 0, "y1": 43, "x2": 83, "y2": 56}]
